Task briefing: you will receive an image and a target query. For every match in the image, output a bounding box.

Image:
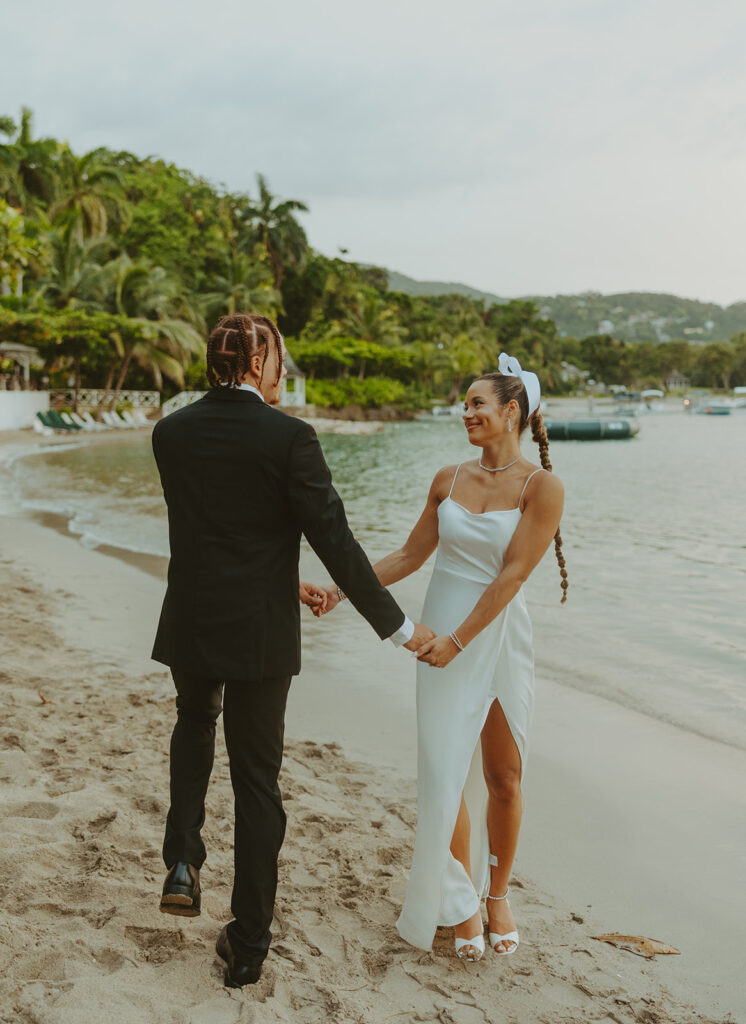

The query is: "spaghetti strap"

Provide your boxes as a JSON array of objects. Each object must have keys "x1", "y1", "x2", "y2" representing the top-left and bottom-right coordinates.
[
  {"x1": 518, "y1": 469, "x2": 543, "y2": 511},
  {"x1": 448, "y1": 464, "x2": 462, "y2": 498}
]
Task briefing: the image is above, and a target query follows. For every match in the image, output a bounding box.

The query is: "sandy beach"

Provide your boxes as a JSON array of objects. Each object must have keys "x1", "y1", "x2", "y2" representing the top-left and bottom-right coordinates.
[{"x1": 1, "y1": 430, "x2": 741, "y2": 1024}]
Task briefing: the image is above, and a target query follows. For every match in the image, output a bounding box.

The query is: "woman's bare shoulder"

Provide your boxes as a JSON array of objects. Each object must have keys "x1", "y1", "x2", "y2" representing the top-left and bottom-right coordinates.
[
  {"x1": 429, "y1": 463, "x2": 462, "y2": 500},
  {"x1": 530, "y1": 468, "x2": 564, "y2": 501}
]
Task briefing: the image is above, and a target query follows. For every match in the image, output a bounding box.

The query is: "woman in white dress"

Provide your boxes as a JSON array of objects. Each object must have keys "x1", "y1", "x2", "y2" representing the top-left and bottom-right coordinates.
[{"x1": 319, "y1": 354, "x2": 567, "y2": 961}]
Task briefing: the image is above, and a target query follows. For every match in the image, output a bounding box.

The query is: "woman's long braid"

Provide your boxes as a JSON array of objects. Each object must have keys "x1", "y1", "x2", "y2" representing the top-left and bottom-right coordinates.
[
  {"x1": 530, "y1": 410, "x2": 569, "y2": 603},
  {"x1": 476, "y1": 371, "x2": 569, "y2": 603}
]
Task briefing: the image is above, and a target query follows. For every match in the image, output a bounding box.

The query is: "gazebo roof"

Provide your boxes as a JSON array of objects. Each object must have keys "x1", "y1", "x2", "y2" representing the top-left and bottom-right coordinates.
[
  {"x1": 284, "y1": 349, "x2": 305, "y2": 379},
  {"x1": 0, "y1": 341, "x2": 40, "y2": 358}
]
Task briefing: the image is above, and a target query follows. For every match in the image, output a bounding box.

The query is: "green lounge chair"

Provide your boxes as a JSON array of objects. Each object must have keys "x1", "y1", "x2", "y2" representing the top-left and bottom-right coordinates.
[{"x1": 47, "y1": 410, "x2": 79, "y2": 431}]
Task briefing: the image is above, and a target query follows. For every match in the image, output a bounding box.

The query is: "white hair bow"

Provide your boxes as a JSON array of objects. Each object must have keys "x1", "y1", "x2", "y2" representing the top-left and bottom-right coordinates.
[{"x1": 497, "y1": 352, "x2": 541, "y2": 418}]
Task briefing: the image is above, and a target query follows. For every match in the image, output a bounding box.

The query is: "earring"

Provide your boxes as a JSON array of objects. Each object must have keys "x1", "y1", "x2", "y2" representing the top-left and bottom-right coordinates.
[{"x1": 507, "y1": 419, "x2": 512, "y2": 432}]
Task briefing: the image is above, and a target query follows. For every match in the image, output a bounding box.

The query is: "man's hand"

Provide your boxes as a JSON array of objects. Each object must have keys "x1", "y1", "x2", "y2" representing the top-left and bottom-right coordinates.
[
  {"x1": 403, "y1": 622, "x2": 436, "y2": 651},
  {"x1": 300, "y1": 581, "x2": 328, "y2": 613}
]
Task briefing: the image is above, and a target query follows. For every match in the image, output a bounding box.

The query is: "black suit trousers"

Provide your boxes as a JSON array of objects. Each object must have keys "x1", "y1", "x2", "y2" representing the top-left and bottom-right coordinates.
[{"x1": 163, "y1": 669, "x2": 291, "y2": 965}]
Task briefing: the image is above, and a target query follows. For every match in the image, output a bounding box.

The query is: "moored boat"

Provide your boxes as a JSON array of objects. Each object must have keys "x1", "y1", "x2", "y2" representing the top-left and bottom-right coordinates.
[
  {"x1": 544, "y1": 418, "x2": 640, "y2": 440},
  {"x1": 694, "y1": 401, "x2": 732, "y2": 415}
]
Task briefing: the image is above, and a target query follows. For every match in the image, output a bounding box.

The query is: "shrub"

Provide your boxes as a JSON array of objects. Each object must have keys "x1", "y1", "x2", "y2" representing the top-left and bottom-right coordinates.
[{"x1": 306, "y1": 376, "x2": 408, "y2": 409}]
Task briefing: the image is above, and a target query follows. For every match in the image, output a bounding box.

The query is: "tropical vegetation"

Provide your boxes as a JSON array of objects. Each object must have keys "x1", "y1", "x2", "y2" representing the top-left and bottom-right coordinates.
[{"x1": 2, "y1": 107, "x2": 746, "y2": 414}]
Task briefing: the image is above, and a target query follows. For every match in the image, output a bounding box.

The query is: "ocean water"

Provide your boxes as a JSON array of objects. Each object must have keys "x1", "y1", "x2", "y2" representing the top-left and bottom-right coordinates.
[{"x1": 11, "y1": 412, "x2": 746, "y2": 751}]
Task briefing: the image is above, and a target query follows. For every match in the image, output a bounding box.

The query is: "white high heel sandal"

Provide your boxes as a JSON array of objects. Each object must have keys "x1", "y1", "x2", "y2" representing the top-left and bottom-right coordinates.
[
  {"x1": 454, "y1": 928, "x2": 485, "y2": 962},
  {"x1": 486, "y1": 854, "x2": 519, "y2": 955}
]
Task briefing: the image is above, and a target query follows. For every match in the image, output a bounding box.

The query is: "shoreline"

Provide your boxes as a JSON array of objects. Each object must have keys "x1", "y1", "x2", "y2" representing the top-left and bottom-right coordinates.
[
  {"x1": 4, "y1": 425, "x2": 744, "y2": 756},
  {"x1": 1, "y1": 427, "x2": 743, "y2": 1021}
]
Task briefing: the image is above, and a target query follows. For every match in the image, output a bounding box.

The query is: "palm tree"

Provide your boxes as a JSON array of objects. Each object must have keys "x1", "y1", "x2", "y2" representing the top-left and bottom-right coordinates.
[
  {"x1": 317, "y1": 257, "x2": 366, "y2": 326},
  {"x1": 411, "y1": 340, "x2": 440, "y2": 391},
  {"x1": 203, "y1": 248, "x2": 281, "y2": 320},
  {"x1": 0, "y1": 107, "x2": 59, "y2": 212},
  {"x1": 239, "y1": 174, "x2": 308, "y2": 289},
  {"x1": 343, "y1": 293, "x2": 406, "y2": 347},
  {"x1": 33, "y1": 224, "x2": 110, "y2": 310},
  {"x1": 96, "y1": 255, "x2": 205, "y2": 403},
  {"x1": 49, "y1": 146, "x2": 130, "y2": 240},
  {"x1": 442, "y1": 333, "x2": 485, "y2": 401},
  {"x1": 108, "y1": 315, "x2": 205, "y2": 398}
]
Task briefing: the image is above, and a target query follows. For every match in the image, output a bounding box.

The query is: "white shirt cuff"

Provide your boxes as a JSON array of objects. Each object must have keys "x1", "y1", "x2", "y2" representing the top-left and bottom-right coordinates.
[{"x1": 389, "y1": 615, "x2": 415, "y2": 647}]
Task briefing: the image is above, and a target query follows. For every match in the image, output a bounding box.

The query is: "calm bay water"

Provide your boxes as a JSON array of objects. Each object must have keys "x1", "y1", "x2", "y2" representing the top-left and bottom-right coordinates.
[{"x1": 12, "y1": 412, "x2": 746, "y2": 750}]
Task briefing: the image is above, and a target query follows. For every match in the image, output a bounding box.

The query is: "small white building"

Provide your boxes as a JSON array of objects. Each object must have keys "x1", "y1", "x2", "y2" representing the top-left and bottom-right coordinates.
[
  {"x1": 664, "y1": 370, "x2": 690, "y2": 391},
  {"x1": 280, "y1": 350, "x2": 306, "y2": 407},
  {"x1": 0, "y1": 342, "x2": 49, "y2": 428}
]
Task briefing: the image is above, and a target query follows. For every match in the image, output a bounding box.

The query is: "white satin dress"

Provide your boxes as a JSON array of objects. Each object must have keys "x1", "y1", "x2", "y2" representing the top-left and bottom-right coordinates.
[{"x1": 396, "y1": 464, "x2": 541, "y2": 951}]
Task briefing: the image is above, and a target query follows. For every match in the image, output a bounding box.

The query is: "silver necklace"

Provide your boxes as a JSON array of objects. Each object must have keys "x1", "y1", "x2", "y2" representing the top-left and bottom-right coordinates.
[{"x1": 479, "y1": 455, "x2": 521, "y2": 473}]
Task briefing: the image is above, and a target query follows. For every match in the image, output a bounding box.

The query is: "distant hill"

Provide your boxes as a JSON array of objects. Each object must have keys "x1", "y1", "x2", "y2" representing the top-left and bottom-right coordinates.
[
  {"x1": 526, "y1": 291, "x2": 746, "y2": 344},
  {"x1": 385, "y1": 270, "x2": 746, "y2": 343},
  {"x1": 387, "y1": 269, "x2": 507, "y2": 306}
]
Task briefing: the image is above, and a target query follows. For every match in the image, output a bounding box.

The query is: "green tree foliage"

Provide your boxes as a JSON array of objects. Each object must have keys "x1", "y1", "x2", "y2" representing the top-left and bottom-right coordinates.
[
  {"x1": 292, "y1": 338, "x2": 414, "y2": 381},
  {"x1": 110, "y1": 154, "x2": 233, "y2": 294},
  {"x1": 306, "y1": 376, "x2": 409, "y2": 409},
  {"x1": 692, "y1": 343, "x2": 736, "y2": 390},
  {"x1": 0, "y1": 200, "x2": 37, "y2": 293},
  {"x1": 579, "y1": 334, "x2": 628, "y2": 383}
]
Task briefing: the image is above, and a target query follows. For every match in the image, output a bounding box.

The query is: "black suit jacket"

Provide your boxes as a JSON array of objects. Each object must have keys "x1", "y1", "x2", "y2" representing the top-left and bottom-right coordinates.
[{"x1": 151, "y1": 388, "x2": 405, "y2": 679}]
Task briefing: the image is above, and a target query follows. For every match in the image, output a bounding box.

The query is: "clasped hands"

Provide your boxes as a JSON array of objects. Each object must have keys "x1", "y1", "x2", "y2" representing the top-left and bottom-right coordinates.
[{"x1": 299, "y1": 582, "x2": 460, "y2": 667}]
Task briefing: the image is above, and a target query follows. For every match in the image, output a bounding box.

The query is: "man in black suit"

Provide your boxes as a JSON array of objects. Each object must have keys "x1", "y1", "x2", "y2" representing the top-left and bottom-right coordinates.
[{"x1": 152, "y1": 313, "x2": 432, "y2": 988}]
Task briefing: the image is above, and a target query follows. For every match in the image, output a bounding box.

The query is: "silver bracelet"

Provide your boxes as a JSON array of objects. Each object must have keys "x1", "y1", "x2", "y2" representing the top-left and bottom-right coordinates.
[
  {"x1": 337, "y1": 586, "x2": 347, "y2": 602},
  {"x1": 449, "y1": 630, "x2": 464, "y2": 652}
]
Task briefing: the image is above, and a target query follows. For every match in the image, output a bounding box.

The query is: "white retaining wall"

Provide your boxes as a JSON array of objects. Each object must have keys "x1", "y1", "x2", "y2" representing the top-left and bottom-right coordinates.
[{"x1": 0, "y1": 392, "x2": 50, "y2": 430}]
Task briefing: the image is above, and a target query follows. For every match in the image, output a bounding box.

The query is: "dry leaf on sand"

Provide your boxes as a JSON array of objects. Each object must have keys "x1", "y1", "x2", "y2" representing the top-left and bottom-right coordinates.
[{"x1": 592, "y1": 934, "x2": 681, "y2": 959}]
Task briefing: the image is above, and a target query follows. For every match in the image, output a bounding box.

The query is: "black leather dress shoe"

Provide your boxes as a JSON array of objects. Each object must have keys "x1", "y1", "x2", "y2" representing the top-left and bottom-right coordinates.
[
  {"x1": 159, "y1": 862, "x2": 201, "y2": 917},
  {"x1": 215, "y1": 925, "x2": 262, "y2": 988}
]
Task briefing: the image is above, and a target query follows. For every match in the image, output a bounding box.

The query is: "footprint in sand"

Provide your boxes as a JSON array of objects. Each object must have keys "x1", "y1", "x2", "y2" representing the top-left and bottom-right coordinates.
[
  {"x1": 7, "y1": 801, "x2": 59, "y2": 820},
  {"x1": 124, "y1": 926, "x2": 186, "y2": 964},
  {"x1": 46, "y1": 774, "x2": 85, "y2": 798},
  {"x1": 376, "y1": 845, "x2": 405, "y2": 867},
  {"x1": 133, "y1": 795, "x2": 166, "y2": 820},
  {"x1": 83, "y1": 906, "x2": 117, "y2": 930},
  {"x1": 1, "y1": 733, "x2": 25, "y2": 751},
  {"x1": 87, "y1": 811, "x2": 118, "y2": 833},
  {"x1": 92, "y1": 947, "x2": 132, "y2": 973}
]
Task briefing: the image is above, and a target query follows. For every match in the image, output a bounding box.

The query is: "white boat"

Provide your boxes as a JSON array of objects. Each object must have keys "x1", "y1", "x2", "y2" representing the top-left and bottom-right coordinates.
[
  {"x1": 415, "y1": 403, "x2": 464, "y2": 421},
  {"x1": 640, "y1": 389, "x2": 665, "y2": 412},
  {"x1": 613, "y1": 390, "x2": 665, "y2": 415},
  {"x1": 693, "y1": 399, "x2": 733, "y2": 415}
]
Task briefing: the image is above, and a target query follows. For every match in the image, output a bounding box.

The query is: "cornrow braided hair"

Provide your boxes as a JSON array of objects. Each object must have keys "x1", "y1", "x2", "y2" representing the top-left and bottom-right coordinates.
[
  {"x1": 476, "y1": 371, "x2": 569, "y2": 603},
  {"x1": 206, "y1": 312, "x2": 284, "y2": 389}
]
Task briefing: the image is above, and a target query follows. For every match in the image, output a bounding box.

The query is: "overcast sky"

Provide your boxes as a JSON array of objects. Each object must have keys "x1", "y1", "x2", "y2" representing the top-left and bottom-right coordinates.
[{"x1": 3, "y1": 0, "x2": 746, "y2": 304}]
